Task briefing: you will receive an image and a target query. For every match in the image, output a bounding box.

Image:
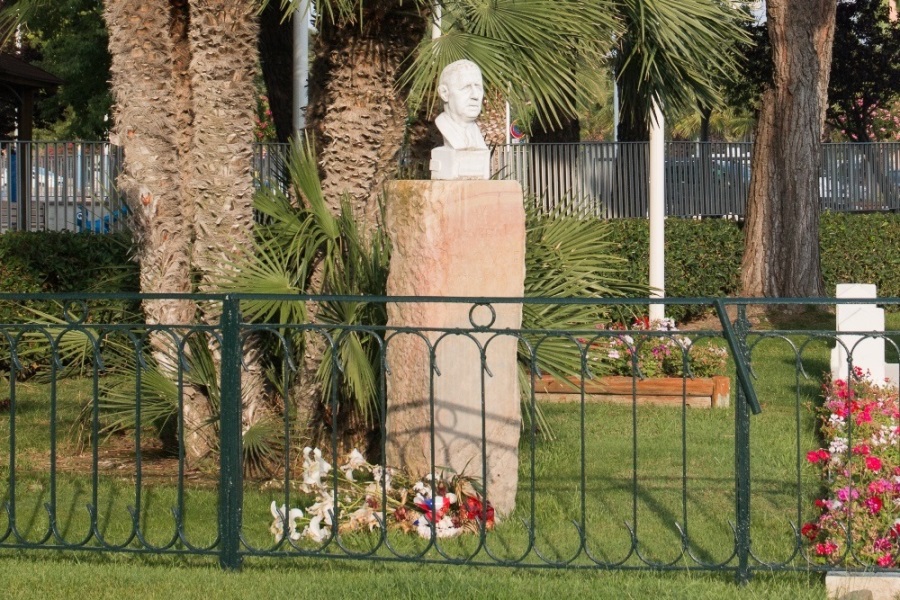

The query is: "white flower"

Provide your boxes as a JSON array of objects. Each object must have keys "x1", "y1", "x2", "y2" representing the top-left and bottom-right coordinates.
[
  {"x1": 340, "y1": 448, "x2": 368, "y2": 482},
  {"x1": 608, "y1": 349, "x2": 620, "y2": 360},
  {"x1": 829, "y1": 437, "x2": 848, "y2": 454},
  {"x1": 307, "y1": 489, "x2": 336, "y2": 526},
  {"x1": 413, "y1": 481, "x2": 432, "y2": 498},
  {"x1": 416, "y1": 515, "x2": 462, "y2": 539},
  {"x1": 301, "y1": 447, "x2": 332, "y2": 492},
  {"x1": 304, "y1": 515, "x2": 331, "y2": 542},
  {"x1": 269, "y1": 500, "x2": 304, "y2": 542},
  {"x1": 656, "y1": 318, "x2": 677, "y2": 331},
  {"x1": 372, "y1": 466, "x2": 394, "y2": 491}
]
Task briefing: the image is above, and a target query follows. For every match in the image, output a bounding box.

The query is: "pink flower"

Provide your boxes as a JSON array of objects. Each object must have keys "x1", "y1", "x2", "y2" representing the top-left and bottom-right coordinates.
[
  {"x1": 869, "y1": 479, "x2": 891, "y2": 494},
  {"x1": 837, "y1": 487, "x2": 859, "y2": 502},
  {"x1": 874, "y1": 537, "x2": 893, "y2": 552},
  {"x1": 878, "y1": 553, "x2": 894, "y2": 567},
  {"x1": 866, "y1": 456, "x2": 883, "y2": 471}
]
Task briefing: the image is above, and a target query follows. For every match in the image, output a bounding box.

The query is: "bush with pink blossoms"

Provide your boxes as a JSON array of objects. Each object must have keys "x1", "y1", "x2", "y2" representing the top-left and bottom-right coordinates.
[{"x1": 803, "y1": 371, "x2": 900, "y2": 567}]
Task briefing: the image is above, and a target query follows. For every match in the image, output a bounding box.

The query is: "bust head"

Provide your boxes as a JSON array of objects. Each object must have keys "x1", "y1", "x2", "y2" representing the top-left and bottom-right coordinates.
[{"x1": 438, "y1": 60, "x2": 484, "y2": 125}]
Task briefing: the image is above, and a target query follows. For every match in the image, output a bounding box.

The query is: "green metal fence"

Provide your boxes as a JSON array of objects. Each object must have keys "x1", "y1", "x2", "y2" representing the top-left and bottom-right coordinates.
[{"x1": 1, "y1": 293, "x2": 898, "y2": 583}]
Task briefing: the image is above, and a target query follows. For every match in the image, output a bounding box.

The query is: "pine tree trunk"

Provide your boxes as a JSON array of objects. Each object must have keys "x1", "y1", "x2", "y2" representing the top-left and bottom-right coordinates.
[{"x1": 740, "y1": 0, "x2": 836, "y2": 298}]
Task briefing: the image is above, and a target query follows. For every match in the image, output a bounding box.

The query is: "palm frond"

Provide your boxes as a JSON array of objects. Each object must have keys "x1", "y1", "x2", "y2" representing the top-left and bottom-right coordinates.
[{"x1": 615, "y1": 0, "x2": 751, "y2": 124}]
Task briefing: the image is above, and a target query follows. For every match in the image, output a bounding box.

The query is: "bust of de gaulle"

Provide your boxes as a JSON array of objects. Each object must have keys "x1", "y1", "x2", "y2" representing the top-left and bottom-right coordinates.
[{"x1": 430, "y1": 59, "x2": 490, "y2": 180}]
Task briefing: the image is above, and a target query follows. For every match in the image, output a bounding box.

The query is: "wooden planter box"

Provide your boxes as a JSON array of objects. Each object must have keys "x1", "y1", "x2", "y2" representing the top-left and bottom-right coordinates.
[{"x1": 534, "y1": 375, "x2": 731, "y2": 409}]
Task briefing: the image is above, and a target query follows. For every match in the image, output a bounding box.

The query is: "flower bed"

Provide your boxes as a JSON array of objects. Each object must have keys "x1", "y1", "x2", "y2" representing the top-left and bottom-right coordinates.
[
  {"x1": 803, "y1": 371, "x2": 900, "y2": 567},
  {"x1": 534, "y1": 317, "x2": 731, "y2": 408}
]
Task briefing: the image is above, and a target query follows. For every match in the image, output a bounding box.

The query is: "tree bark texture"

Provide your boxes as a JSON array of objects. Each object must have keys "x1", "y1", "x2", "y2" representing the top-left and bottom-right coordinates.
[
  {"x1": 308, "y1": 5, "x2": 426, "y2": 229},
  {"x1": 105, "y1": 0, "x2": 268, "y2": 460},
  {"x1": 740, "y1": 0, "x2": 836, "y2": 297},
  {"x1": 104, "y1": 0, "x2": 212, "y2": 459},
  {"x1": 188, "y1": 0, "x2": 270, "y2": 435}
]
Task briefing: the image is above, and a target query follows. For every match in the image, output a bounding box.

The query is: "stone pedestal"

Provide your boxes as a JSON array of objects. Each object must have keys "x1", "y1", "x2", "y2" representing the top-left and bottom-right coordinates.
[{"x1": 384, "y1": 180, "x2": 525, "y2": 516}]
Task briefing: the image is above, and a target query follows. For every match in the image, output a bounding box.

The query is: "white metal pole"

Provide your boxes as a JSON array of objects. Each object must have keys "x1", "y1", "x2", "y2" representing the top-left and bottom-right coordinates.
[
  {"x1": 432, "y1": 1, "x2": 442, "y2": 39},
  {"x1": 612, "y1": 79, "x2": 619, "y2": 143},
  {"x1": 293, "y1": 0, "x2": 311, "y2": 135},
  {"x1": 648, "y1": 100, "x2": 665, "y2": 322}
]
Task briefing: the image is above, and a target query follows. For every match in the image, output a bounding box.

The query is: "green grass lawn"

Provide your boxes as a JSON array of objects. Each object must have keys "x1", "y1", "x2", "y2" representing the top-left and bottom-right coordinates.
[{"x1": 5, "y1": 308, "x2": 895, "y2": 597}]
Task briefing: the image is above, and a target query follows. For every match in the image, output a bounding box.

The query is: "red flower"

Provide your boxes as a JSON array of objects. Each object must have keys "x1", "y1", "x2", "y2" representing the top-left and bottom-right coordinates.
[
  {"x1": 815, "y1": 541, "x2": 838, "y2": 556},
  {"x1": 801, "y1": 523, "x2": 819, "y2": 540},
  {"x1": 852, "y1": 444, "x2": 871, "y2": 455},
  {"x1": 808, "y1": 449, "x2": 830, "y2": 464},
  {"x1": 878, "y1": 553, "x2": 895, "y2": 567},
  {"x1": 866, "y1": 456, "x2": 883, "y2": 471},
  {"x1": 866, "y1": 496, "x2": 884, "y2": 514},
  {"x1": 463, "y1": 496, "x2": 495, "y2": 526}
]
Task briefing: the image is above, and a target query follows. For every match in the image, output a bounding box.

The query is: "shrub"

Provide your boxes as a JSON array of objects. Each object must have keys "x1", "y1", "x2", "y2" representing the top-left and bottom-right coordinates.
[
  {"x1": 820, "y1": 211, "x2": 900, "y2": 299},
  {"x1": 0, "y1": 230, "x2": 139, "y2": 324},
  {"x1": 605, "y1": 218, "x2": 743, "y2": 321}
]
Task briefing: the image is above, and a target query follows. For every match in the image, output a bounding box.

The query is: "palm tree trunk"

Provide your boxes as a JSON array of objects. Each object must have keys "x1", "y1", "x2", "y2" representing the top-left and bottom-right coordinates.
[
  {"x1": 309, "y1": 5, "x2": 426, "y2": 228},
  {"x1": 187, "y1": 0, "x2": 269, "y2": 435},
  {"x1": 104, "y1": 0, "x2": 213, "y2": 458}
]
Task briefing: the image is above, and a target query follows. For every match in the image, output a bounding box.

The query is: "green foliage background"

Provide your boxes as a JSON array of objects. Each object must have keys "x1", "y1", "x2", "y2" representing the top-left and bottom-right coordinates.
[{"x1": 0, "y1": 230, "x2": 137, "y2": 321}]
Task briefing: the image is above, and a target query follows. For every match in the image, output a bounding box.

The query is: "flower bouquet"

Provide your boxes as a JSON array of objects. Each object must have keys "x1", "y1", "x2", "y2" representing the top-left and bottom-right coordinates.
[{"x1": 269, "y1": 447, "x2": 495, "y2": 544}]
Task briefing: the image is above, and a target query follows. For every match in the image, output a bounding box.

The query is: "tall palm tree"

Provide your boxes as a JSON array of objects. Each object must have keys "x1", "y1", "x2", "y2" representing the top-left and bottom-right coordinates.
[
  {"x1": 614, "y1": 0, "x2": 749, "y2": 141},
  {"x1": 103, "y1": 0, "x2": 265, "y2": 461}
]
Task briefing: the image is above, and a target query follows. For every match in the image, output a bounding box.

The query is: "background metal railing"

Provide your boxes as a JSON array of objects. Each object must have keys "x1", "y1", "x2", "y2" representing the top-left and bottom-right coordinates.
[
  {"x1": 1, "y1": 141, "x2": 899, "y2": 232},
  {"x1": 0, "y1": 141, "x2": 126, "y2": 234},
  {"x1": 491, "y1": 141, "x2": 900, "y2": 218},
  {"x1": 1, "y1": 292, "x2": 898, "y2": 582}
]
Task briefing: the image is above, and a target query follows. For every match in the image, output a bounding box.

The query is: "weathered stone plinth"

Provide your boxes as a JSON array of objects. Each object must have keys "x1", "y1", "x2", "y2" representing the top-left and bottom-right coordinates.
[{"x1": 384, "y1": 180, "x2": 525, "y2": 516}]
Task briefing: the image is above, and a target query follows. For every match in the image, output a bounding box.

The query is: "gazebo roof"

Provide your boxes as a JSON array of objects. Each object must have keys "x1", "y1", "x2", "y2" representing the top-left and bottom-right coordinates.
[{"x1": 0, "y1": 53, "x2": 62, "y2": 90}]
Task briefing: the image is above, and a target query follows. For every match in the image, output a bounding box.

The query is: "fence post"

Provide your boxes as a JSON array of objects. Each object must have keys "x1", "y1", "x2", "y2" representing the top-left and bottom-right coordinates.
[
  {"x1": 218, "y1": 295, "x2": 243, "y2": 571},
  {"x1": 733, "y1": 304, "x2": 752, "y2": 584}
]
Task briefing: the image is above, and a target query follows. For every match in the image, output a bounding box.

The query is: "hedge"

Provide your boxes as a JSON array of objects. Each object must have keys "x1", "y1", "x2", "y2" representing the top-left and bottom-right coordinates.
[
  {"x1": 607, "y1": 212, "x2": 900, "y2": 321},
  {"x1": 0, "y1": 231, "x2": 138, "y2": 322}
]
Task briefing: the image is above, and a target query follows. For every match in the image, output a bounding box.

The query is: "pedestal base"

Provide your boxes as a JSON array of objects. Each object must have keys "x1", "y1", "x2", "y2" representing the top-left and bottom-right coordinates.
[{"x1": 384, "y1": 180, "x2": 525, "y2": 516}]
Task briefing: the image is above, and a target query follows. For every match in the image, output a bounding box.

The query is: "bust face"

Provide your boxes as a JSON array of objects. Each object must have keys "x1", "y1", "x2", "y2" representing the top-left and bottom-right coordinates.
[{"x1": 439, "y1": 65, "x2": 484, "y2": 124}]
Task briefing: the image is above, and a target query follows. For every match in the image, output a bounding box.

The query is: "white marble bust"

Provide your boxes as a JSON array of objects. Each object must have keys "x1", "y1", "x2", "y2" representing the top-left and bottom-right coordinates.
[
  {"x1": 435, "y1": 60, "x2": 487, "y2": 150},
  {"x1": 431, "y1": 60, "x2": 490, "y2": 180}
]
